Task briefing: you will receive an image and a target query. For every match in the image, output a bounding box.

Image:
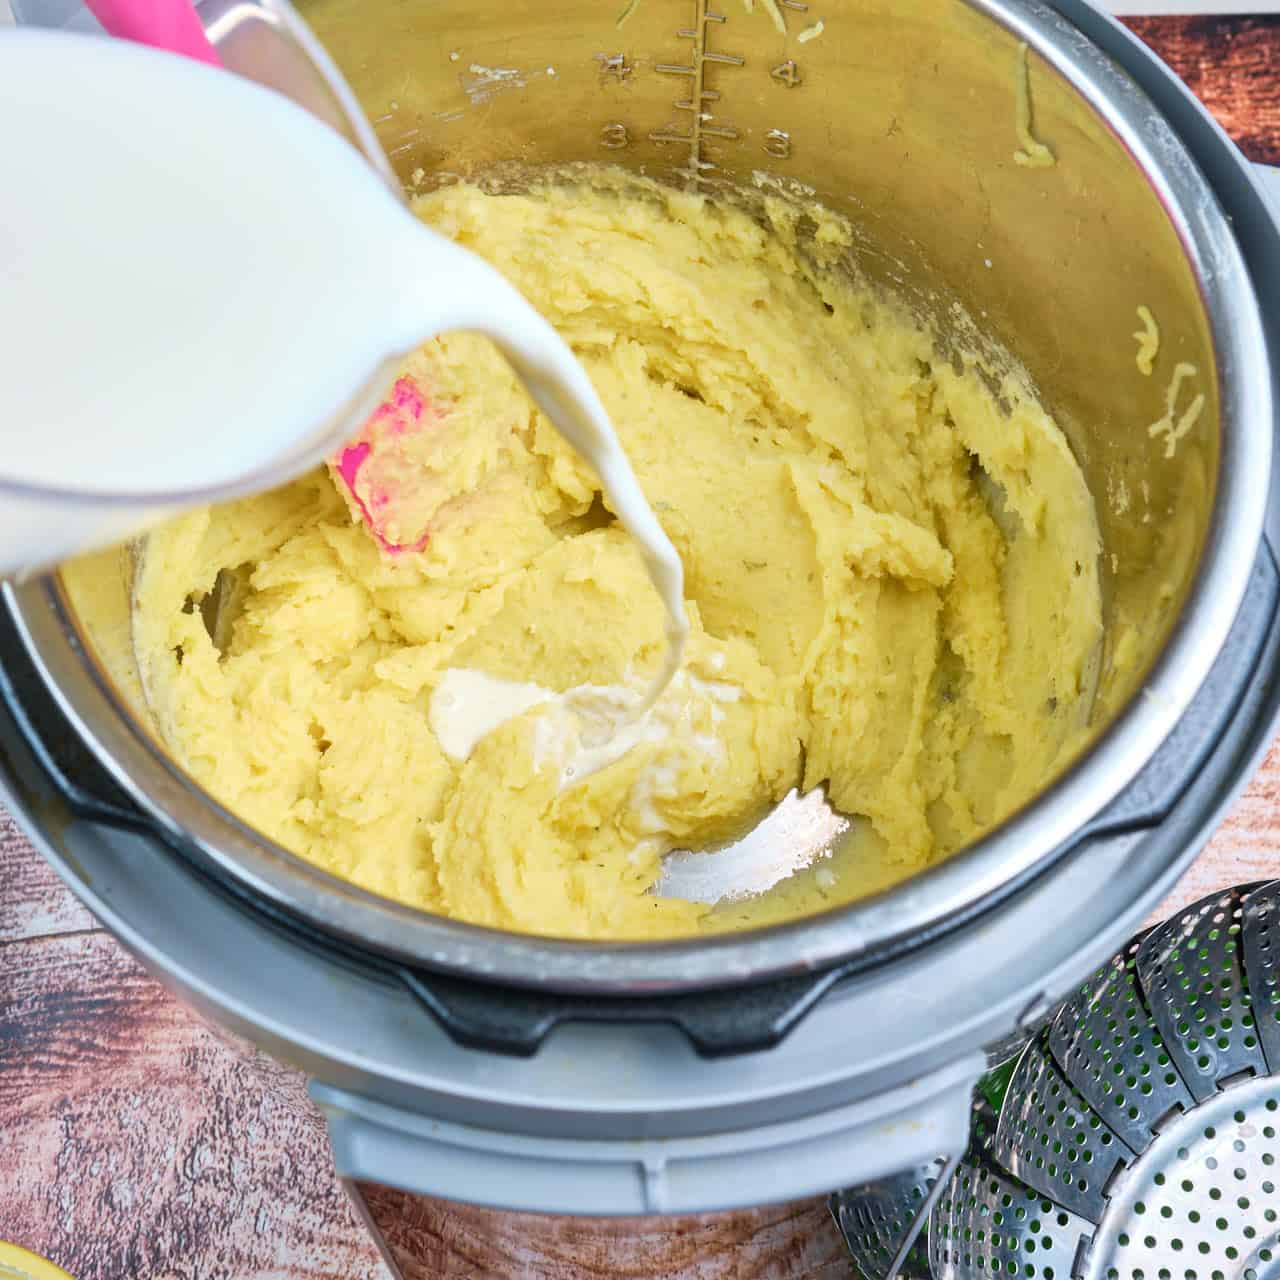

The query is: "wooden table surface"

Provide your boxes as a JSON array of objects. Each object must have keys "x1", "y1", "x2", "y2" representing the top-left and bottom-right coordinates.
[{"x1": 2, "y1": 14, "x2": 1279, "y2": 1279}]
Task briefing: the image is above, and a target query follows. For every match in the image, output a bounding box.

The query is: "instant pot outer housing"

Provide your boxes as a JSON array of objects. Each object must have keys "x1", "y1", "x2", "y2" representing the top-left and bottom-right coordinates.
[{"x1": 4, "y1": 0, "x2": 1280, "y2": 1214}]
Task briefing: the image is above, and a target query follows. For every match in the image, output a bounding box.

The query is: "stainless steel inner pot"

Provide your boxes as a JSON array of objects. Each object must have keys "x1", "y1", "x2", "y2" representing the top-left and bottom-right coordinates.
[{"x1": 5, "y1": 0, "x2": 1271, "y2": 992}]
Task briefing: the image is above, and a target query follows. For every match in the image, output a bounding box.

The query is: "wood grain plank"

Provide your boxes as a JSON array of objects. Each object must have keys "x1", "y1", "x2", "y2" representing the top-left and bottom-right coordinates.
[
  {"x1": 1122, "y1": 15, "x2": 1280, "y2": 164},
  {"x1": 0, "y1": 808, "x2": 94, "y2": 941},
  {"x1": 0, "y1": 930, "x2": 388, "y2": 1280},
  {"x1": 1150, "y1": 736, "x2": 1280, "y2": 920},
  {"x1": 358, "y1": 1187, "x2": 849, "y2": 1280}
]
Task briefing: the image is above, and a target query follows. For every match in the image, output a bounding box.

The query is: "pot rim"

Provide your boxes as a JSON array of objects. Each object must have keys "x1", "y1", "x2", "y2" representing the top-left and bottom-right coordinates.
[{"x1": 6, "y1": 0, "x2": 1272, "y2": 993}]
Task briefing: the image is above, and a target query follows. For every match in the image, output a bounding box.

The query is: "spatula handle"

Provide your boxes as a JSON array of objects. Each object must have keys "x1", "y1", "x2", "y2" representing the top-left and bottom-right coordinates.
[{"x1": 83, "y1": 0, "x2": 222, "y2": 67}]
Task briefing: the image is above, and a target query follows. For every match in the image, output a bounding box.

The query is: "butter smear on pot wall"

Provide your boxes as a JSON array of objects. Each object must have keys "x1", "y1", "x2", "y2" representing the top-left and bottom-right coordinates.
[{"x1": 132, "y1": 176, "x2": 1102, "y2": 940}]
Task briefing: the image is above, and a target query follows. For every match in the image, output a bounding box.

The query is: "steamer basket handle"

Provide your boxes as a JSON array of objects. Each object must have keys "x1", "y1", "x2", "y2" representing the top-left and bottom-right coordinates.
[{"x1": 829, "y1": 1150, "x2": 964, "y2": 1280}]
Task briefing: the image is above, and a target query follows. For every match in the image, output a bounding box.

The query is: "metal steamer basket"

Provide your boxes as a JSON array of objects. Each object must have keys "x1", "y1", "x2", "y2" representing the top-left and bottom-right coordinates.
[
  {"x1": 5, "y1": 0, "x2": 1280, "y2": 1213},
  {"x1": 837, "y1": 882, "x2": 1280, "y2": 1280}
]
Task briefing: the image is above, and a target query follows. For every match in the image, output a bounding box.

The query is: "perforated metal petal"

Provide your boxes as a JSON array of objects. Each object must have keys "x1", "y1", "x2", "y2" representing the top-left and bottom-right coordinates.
[
  {"x1": 993, "y1": 1038, "x2": 1134, "y2": 1222},
  {"x1": 1050, "y1": 934, "x2": 1194, "y2": 1153},
  {"x1": 1243, "y1": 880, "x2": 1280, "y2": 1074},
  {"x1": 929, "y1": 1151, "x2": 1094, "y2": 1280},
  {"x1": 1136, "y1": 887, "x2": 1267, "y2": 1103},
  {"x1": 831, "y1": 1161, "x2": 942, "y2": 1280}
]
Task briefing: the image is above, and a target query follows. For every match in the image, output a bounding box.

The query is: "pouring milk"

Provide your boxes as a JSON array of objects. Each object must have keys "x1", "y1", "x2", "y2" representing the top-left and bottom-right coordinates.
[{"x1": 0, "y1": 30, "x2": 687, "y2": 705}]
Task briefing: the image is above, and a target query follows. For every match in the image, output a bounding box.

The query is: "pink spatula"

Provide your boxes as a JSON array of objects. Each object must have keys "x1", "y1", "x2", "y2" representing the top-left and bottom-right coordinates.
[{"x1": 331, "y1": 375, "x2": 442, "y2": 555}]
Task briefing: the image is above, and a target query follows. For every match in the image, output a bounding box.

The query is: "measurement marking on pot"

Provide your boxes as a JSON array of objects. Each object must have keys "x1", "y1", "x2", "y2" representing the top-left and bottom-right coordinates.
[
  {"x1": 647, "y1": 0, "x2": 809, "y2": 179},
  {"x1": 650, "y1": 0, "x2": 746, "y2": 185}
]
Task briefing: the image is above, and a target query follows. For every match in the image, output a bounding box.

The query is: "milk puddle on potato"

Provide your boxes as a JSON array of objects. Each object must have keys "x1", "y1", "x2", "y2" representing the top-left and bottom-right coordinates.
[{"x1": 425, "y1": 661, "x2": 837, "y2": 903}]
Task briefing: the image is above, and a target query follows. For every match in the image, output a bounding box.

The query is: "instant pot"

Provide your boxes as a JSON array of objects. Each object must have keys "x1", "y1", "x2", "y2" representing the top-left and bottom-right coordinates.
[{"x1": 5, "y1": 0, "x2": 1280, "y2": 1215}]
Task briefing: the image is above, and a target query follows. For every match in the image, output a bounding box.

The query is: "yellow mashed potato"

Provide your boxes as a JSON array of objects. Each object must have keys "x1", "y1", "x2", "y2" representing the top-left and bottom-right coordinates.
[{"x1": 132, "y1": 177, "x2": 1102, "y2": 940}]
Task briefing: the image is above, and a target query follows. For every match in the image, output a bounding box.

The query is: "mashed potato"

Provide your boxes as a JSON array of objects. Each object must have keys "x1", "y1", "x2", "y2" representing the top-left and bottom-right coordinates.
[{"x1": 132, "y1": 176, "x2": 1101, "y2": 939}]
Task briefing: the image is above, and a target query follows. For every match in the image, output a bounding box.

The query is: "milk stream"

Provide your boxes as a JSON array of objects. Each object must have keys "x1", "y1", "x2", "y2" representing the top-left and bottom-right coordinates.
[{"x1": 0, "y1": 30, "x2": 687, "y2": 702}]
